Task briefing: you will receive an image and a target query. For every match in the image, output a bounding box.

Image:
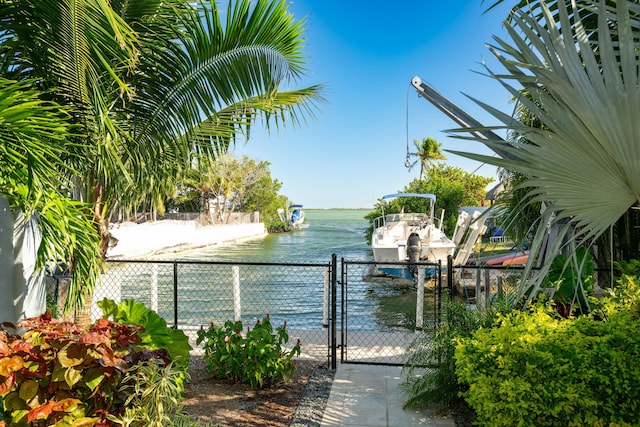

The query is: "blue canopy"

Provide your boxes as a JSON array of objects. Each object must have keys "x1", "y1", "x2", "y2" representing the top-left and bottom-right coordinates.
[{"x1": 381, "y1": 193, "x2": 436, "y2": 202}]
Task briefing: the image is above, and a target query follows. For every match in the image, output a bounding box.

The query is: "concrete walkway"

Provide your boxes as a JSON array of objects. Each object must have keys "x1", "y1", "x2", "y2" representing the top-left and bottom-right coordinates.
[{"x1": 320, "y1": 364, "x2": 455, "y2": 427}]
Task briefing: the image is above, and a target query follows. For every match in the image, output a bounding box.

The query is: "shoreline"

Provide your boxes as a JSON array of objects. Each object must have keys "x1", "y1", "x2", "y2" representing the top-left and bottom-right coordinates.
[{"x1": 106, "y1": 220, "x2": 267, "y2": 259}]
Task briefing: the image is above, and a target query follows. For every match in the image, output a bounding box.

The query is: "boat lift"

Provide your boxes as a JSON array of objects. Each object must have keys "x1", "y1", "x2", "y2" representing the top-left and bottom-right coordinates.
[
  {"x1": 410, "y1": 76, "x2": 519, "y2": 161},
  {"x1": 411, "y1": 75, "x2": 562, "y2": 270}
]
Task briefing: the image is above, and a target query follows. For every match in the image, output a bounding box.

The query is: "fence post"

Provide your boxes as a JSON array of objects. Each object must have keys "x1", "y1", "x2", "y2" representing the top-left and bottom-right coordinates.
[
  {"x1": 416, "y1": 267, "x2": 425, "y2": 330},
  {"x1": 476, "y1": 266, "x2": 482, "y2": 310},
  {"x1": 150, "y1": 263, "x2": 158, "y2": 313},
  {"x1": 485, "y1": 268, "x2": 491, "y2": 307},
  {"x1": 330, "y1": 254, "x2": 337, "y2": 370},
  {"x1": 323, "y1": 268, "x2": 329, "y2": 328},
  {"x1": 173, "y1": 262, "x2": 178, "y2": 328},
  {"x1": 447, "y1": 255, "x2": 453, "y2": 298},
  {"x1": 232, "y1": 266, "x2": 241, "y2": 322},
  {"x1": 437, "y1": 259, "x2": 443, "y2": 323}
]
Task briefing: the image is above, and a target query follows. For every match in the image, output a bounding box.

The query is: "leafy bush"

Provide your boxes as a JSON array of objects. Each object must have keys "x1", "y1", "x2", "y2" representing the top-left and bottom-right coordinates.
[
  {"x1": 0, "y1": 311, "x2": 170, "y2": 426},
  {"x1": 455, "y1": 306, "x2": 640, "y2": 426},
  {"x1": 196, "y1": 315, "x2": 300, "y2": 389},
  {"x1": 542, "y1": 246, "x2": 595, "y2": 316},
  {"x1": 109, "y1": 360, "x2": 211, "y2": 427},
  {"x1": 401, "y1": 297, "x2": 508, "y2": 409},
  {"x1": 98, "y1": 298, "x2": 192, "y2": 373}
]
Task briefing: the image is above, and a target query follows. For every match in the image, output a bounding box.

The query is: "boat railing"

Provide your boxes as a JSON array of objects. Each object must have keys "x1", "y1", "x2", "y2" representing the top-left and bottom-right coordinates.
[{"x1": 375, "y1": 213, "x2": 431, "y2": 227}]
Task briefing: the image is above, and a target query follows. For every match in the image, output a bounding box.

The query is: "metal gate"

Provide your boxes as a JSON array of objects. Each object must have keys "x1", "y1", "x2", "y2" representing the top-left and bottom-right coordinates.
[{"x1": 329, "y1": 258, "x2": 448, "y2": 367}]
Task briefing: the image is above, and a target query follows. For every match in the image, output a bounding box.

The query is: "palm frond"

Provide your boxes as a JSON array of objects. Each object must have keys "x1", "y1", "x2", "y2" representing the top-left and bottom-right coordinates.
[
  {"x1": 130, "y1": 0, "x2": 323, "y2": 149},
  {"x1": 455, "y1": 1, "x2": 640, "y2": 299}
]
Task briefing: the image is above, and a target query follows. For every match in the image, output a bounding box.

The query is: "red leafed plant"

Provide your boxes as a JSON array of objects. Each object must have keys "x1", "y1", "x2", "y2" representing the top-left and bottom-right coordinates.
[{"x1": 0, "y1": 310, "x2": 169, "y2": 426}]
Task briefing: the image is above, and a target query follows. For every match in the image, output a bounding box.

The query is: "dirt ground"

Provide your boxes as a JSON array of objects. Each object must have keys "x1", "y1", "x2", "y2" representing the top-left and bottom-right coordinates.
[
  {"x1": 182, "y1": 357, "x2": 317, "y2": 427},
  {"x1": 182, "y1": 356, "x2": 476, "y2": 427}
]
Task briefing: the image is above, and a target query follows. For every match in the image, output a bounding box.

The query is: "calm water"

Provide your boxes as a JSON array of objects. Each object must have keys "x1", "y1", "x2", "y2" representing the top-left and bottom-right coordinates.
[
  {"x1": 166, "y1": 209, "x2": 437, "y2": 332},
  {"x1": 178, "y1": 209, "x2": 372, "y2": 264}
]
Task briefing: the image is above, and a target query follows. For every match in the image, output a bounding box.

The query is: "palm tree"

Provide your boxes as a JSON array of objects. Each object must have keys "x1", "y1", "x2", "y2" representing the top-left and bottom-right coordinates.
[
  {"x1": 0, "y1": 0, "x2": 323, "y2": 312},
  {"x1": 0, "y1": 78, "x2": 102, "y2": 320},
  {"x1": 408, "y1": 136, "x2": 446, "y2": 179},
  {"x1": 456, "y1": 0, "x2": 640, "y2": 305}
]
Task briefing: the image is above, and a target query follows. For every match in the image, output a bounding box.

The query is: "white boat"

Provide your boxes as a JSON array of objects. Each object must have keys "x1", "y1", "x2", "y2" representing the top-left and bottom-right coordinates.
[
  {"x1": 371, "y1": 193, "x2": 456, "y2": 281},
  {"x1": 288, "y1": 204, "x2": 305, "y2": 229},
  {"x1": 277, "y1": 204, "x2": 306, "y2": 230}
]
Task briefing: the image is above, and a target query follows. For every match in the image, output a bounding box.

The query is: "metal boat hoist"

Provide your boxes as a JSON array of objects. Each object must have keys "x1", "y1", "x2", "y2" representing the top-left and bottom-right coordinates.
[{"x1": 410, "y1": 75, "x2": 561, "y2": 268}]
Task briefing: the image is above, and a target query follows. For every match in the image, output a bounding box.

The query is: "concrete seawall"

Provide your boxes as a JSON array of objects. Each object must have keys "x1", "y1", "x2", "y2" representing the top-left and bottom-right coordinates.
[{"x1": 106, "y1": 220, "x2": 267, "y2": 259}]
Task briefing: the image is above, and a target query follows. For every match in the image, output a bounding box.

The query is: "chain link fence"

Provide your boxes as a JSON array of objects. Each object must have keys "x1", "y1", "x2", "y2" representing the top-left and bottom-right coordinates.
[
  {"x1": 94, "y1": 259, "x2": 335, "y2": 363},
  {"x1": 47, "y1": 257, "x2": 538, "y2": 367}
]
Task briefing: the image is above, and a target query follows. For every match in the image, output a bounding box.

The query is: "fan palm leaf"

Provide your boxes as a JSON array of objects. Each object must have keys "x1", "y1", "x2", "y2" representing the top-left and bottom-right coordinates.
[{"x1": 451, "y1": 0, "x2": 640, "y2": 300}]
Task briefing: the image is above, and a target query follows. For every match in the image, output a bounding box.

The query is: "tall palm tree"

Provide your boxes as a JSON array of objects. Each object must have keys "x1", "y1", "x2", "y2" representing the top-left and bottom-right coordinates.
[
  {"x1": 0, "y1": 0, "x2": 323, "y2": 311},
  {"x1": 455, "y1": 0, "x2": 640, "y2": 305},
  {"x1": 408, "y1": 136, "x2": 446, "y2": 179}
]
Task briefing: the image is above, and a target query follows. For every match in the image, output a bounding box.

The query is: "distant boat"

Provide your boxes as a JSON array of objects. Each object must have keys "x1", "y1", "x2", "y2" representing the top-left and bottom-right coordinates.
[
  {"x1": 289, "y1": 204, "x2": 305, "y2": 229},
  {"x1": 371, "y1": 193, "x2": 456, "y2": 281},
  {"x1": 277, "y1": 204, "x2": 306, "y2": 230}
]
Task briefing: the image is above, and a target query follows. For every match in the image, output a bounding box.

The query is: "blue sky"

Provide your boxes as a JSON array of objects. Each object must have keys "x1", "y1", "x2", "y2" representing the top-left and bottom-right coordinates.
[{"x1": 234, "y1": 1, "x2": 515, "y2": 209}]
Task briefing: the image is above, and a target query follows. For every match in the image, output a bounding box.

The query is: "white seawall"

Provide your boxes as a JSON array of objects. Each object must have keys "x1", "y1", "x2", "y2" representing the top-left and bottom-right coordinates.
[{"x1": 106, "y1": 220, "x2": 267, "y2": 259}]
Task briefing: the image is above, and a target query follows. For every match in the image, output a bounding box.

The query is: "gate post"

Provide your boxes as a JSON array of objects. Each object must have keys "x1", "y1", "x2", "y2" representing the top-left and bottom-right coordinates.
[
  {"x1": 447, "y1": 255, "x2": 453, "y2": 298},
  {"x1": 173, "y1": 262, "x2": 178, "y2": 328},
  {"x1": 330, "y1": 254, "x2": 337, "y2": 369}
]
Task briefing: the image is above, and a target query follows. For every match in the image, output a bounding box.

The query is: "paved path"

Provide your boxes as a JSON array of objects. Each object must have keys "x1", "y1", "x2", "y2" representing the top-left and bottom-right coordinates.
[{"x1": 320, "y1": 364, "x2": 455, "y2": 427}]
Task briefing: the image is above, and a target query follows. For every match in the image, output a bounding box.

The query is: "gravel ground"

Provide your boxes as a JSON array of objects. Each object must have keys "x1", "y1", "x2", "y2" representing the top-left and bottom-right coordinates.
[{"x1": 289, "y1": 364, "x2": 336, "y2": 426}]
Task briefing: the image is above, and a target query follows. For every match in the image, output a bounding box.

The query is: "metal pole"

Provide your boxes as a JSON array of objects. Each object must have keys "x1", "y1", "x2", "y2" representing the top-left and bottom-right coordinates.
[
  {"x1": 323, "y1": 268, "x2": 329, "y2": 328},
  {"x1": 476, "y1": 266, "x2": 482, "y2": 310},
  {"x1": 416, "y1": 267, "x2": 425, "y2": 330},
  {"x1": 447, "y1": 255, "x2": 453, "y2": 299},
  {"x1": 150, "y1": 263, "x2": 158, "y2": 313},
  {"x1": 173, "y1": 262, "x2": 178, "y2": 328},
  {"x1": 437, "y1": 260, "x2": 443, "y2": 323},
  {"x1": 232, "y1": 266, "x2": 241, "y2": 322},
  {"x1": 485, "y1": 268, "x2": 491, "y2": 308},
  {"x1": 330, "y1": 254, "x2": 337, "y2": 369}
]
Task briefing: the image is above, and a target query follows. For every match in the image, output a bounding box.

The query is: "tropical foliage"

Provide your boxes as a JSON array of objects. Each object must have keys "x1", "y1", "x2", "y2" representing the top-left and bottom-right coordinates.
[
  {"x1": 401, "y1": 297, "x2": 508, "y2": 409},
  {"x1": 456, "y1": 296, "x2": 640, "y2": 426},
  {"x1": 0, "y1": 78, "x2": 102, "y2": 312},
  {"x1": 406, "y1": 136, "x2": 447, "y2": 180},
  {"x1": 0, "y1": 312, "x2": 192, "y2": 426},
  {"x1": 196, "y1": 315, "x2": 300, "y2": 389},
  {"x1": 452, "y1": 0, "x2": 640, "y2": 304},
  {"x1": 176, "y1": 153, "x2": 280, "y2": 225},
  {"x1": 0, "y1": 0, "x2": 322, "y2": 312}
]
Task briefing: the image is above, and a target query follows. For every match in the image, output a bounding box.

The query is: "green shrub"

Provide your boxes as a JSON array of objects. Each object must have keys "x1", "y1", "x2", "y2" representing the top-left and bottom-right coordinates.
[
  {"x1": 109, "y1": 360, "x2": 212, "y2": 427},
  {"x1": 196, "y1": 315, "x2": 300, "y2": 389},
  {"x1": 455, "y1": 306, "x2": 640, "y2": 426},
  {"x1": 401, "y1": 297, "x2": 508, "y2": 409},
  {"x1": 98, "y1": 298, "x2": 192, "y2": 373}
]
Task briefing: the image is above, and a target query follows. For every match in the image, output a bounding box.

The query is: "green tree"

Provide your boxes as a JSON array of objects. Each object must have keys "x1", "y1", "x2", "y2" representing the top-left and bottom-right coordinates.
[
  {"x1": 181, "y1": 153, "x2": 275, "y2": 224},
  {"x1": 409, "y1": 166, "x2": 493, "y2": 235},
  {"x1": 407, "y1": 136, "x2": 447, "y2": 180},
  {"x1": 0, "y1": 0, "x2": 322, "y2": 311},
  {"x1": 241, "y1": 168, "x2": 287, "y2": 231}
]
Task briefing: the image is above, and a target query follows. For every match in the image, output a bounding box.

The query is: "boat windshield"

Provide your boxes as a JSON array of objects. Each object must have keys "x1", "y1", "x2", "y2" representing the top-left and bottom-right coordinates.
[{"x1": 385, "y1": 213, "x2": 429, "y2": 225}]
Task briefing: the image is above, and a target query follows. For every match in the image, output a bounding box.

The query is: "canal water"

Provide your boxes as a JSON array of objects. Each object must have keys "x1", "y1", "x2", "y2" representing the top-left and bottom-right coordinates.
[
  {"x1": 178, "y1": 209, "x2": 372, "y2": 264},
  {"x1": 171, "y1": 209, "x2": 439, "y2": 332}
]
